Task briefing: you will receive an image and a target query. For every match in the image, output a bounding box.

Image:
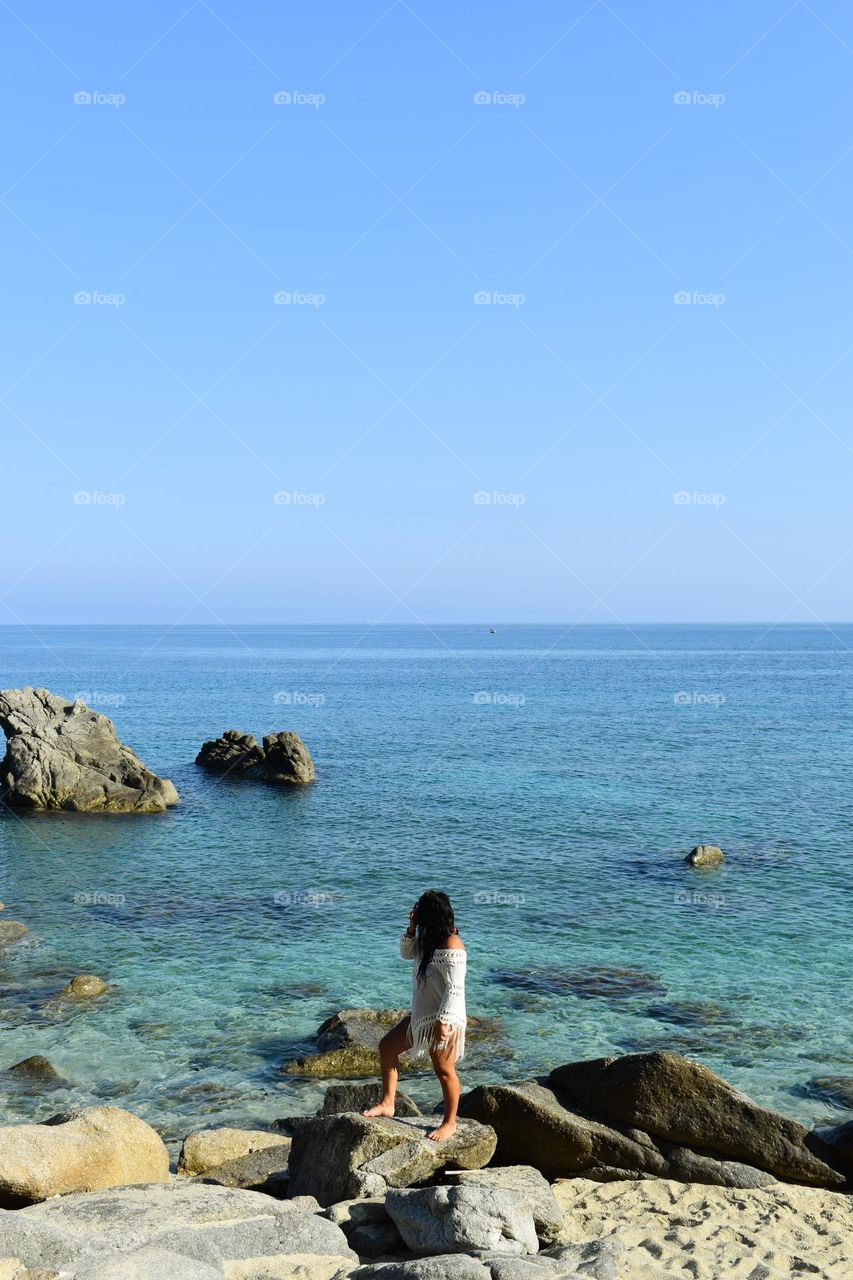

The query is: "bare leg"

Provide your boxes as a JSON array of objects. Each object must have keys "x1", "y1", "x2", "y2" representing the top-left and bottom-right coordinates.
[
  {"x1": 428, "y1": 1029, "x2": 459, "y2": 1141},
  {"x1": 362, "y1": 1015, "x2": 411, "y2": 1117}
]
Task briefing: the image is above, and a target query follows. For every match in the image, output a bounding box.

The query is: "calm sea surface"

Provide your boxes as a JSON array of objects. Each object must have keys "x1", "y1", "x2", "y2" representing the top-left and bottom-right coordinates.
[{"x1": 0, "y1": 624, "x2": 850, "y2": 1139}]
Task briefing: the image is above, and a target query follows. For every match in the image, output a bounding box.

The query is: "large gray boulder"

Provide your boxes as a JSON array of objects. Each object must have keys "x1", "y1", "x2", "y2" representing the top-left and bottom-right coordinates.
[
  {"x1": 283, "y1": 1009, "x2": 509, "y2": 1077},
  {"x1": 444, "y1": 1167, "x2": 566, "y2": 1247},
  {"x1": 549, "y1": 1052, "x2": 846, "y2": 1187},
  {"x1": 458, "y1": 1061, "x2": 841, "y2": 1189},
  {"x1": 12, "y1": 1181, "x2": 355, "y2": 1274},
  {"x1": 0, "y1": 688, "x2": 178, "y2": 813},
  {"x1": 196, "y1": 729, "x2": 315, "y2": 785},
  {"x1": 0, "y1": 1106, "x2": 169, "y2": 1208},
  {"x1": 385, "y1": 1186, "x2": 539, "y2": 1256},
  {"x1": 288, "y1": 1113, "x2": 497, "y2": 1206}
]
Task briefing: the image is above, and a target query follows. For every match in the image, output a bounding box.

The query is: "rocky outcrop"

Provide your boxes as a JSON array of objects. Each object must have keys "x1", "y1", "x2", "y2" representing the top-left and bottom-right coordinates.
[
  {"x1": 685, "y1": 844, "x2": 725, "y2": 867},
  {"x1": 288, "y1": 1113, "x2": 497, "y2": 1206},
  {"x1": 459, "y1": 1052, "x2": 847, "y2": 1190},
  {"x1": 4, "y1": 1057, "x2": 62, "y2": 1082},
  {"x1": 2, "y1": 1181, "x2": 355, "y2": 1277},
  {"x1": 0, "y1": 689, "x2": 178, "y2": 813},
  {"x1": 550, "y1": 1052, "x2": 845, "y2": 1187},
  {"x1": 0, "y1": 1106, "x2": 169, "y2": 1208},
  {"x1": 804, "y1": 1075, "x2": 853, "y2": 1109},
  {"x1": 195, "y1": 729, "x2": 315, "y2": 785},
  {"x1": 283, "y1": 1009, "x2": 509, "y2": 1077}
]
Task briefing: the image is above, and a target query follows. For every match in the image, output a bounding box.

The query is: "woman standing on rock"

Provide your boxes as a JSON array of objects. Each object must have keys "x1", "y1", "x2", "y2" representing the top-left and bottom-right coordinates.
[{"x1": 363, "y1": 890, "x2": 466, "y2": 1142}]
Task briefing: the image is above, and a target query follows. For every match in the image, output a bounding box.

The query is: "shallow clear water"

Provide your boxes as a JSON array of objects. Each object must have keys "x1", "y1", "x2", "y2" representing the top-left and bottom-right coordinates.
[{"x1": 0, "y1": 624, "x2": 851, "y2": 1140}]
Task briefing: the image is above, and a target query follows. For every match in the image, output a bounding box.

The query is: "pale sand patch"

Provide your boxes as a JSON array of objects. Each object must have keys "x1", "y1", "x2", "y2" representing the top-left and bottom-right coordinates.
[{"x1": 552, "y1": 1176, "x2": 853, "y2": 1280}]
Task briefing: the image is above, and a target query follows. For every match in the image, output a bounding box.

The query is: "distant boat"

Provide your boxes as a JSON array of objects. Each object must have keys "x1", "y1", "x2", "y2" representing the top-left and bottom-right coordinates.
[{"x1": 489, "y1": 628, "x2": 497, "y2": 634}]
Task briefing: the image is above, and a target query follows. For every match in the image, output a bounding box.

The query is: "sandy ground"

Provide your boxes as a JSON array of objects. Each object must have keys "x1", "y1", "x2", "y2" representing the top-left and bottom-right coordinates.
[{"x1": 551, "y1": 1176, "x2": 853, "y2": 1280}]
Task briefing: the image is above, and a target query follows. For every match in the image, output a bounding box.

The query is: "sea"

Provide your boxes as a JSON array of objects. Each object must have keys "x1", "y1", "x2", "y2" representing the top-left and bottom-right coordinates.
[{"x1": 0, "y1": 624, "x2": 850, "y2": 1141}]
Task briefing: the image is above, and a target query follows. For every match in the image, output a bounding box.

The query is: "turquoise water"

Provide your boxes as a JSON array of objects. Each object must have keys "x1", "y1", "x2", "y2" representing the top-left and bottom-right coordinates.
[{"x1": 0, "y1": 624, "x2": 851, "y2": 1141}]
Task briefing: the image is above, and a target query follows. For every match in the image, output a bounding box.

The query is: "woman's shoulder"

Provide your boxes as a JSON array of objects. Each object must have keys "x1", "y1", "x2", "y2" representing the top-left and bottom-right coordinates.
[{"x1": 443, "y1": 933, "x2": 465, "y2": 950}]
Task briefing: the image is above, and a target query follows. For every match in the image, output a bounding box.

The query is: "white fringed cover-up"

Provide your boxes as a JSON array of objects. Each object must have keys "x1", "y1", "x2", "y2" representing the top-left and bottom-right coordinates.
[{"x1": 400, "y1": 932, "x2": 467, "y2": 1060}]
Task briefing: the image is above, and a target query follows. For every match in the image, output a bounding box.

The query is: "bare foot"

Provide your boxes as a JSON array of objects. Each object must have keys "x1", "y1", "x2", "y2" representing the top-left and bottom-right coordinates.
[
  {"x1": 428, "y1": 1120, "x2": 457, "y2": 1142},
  {"x1": 362, "y1": 1102, "x2": 395, "y2": 1118}
]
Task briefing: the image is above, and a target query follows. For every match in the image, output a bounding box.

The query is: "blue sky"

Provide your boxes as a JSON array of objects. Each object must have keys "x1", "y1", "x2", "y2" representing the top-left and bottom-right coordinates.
[{"x1": 2, "y1": 0, "x2": 853, "y2": 624}]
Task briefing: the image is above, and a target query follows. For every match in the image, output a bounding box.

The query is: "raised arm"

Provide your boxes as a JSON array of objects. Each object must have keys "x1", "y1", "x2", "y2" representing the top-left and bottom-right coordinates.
[{"x1": 400, "y1": 904, "x2": 418, "y2": 959}]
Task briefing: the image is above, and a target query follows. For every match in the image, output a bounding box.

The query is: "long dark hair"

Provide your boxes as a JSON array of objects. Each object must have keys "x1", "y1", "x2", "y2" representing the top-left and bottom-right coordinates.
[{"x1": 413, "y1": 889, "x2": 457, "y2": 983}]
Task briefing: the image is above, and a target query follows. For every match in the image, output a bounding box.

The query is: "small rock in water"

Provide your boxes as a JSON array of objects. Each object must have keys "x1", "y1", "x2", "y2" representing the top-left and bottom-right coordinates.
[
  {"x1": 685, "y1": 844, "x2": 725, "y2": 868},
  {"x1": 195, "y1": 728, "x2": 315, "y2": 785},
  {"x1": 58, "y1": 975, "x2": 108, "y2": 1000},
  {"x1": 645, "y1": 1000, "x2": 730, "y2": 1027},
  {"x1": 5, "y1": 1055, "x2": 63, "y2": 1080},
  {"x1": 0, "y1": 921, "x2": 28, "y2": 948}
]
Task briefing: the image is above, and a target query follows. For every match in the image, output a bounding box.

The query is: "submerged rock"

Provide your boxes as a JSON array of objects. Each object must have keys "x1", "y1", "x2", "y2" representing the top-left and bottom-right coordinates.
[
  {"x1": 804, "y1": 1076, "x2": 853, "y2": 1110},
  {"x1": 282, "y1": 1008, "x2": 509, "y2": 1077},
  {"x1": 196, "y1": 728, "x2": 315, "y2": 785},
  {"x1": 288, "y1": 1112, "x2": 497, "y2": 1205},
  {"x1": 0, "y1": 1105, "x2": 169, "y2": 1208},
  {"x1": 490, "y1": 965, "x2": 666, "y2": 1001},
  {"x1": 0, "y1": 921, "x2": 28, "y2": 948},
  {"x1": 4, "y1": 1056, "x2": 63, "y2": 1082},
  {"x1": 0, "y1": 688, "x2": 178, "y2": 813},
  {"x1": 57, "y1": 974, "x2": 108, "y2": 1000},
  {"x1": 685, "y1": 844, "x2": 725, "y2": 867}
]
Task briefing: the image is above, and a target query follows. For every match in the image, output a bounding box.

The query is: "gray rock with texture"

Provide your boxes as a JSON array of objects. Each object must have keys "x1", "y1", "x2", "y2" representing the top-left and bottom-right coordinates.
[
  {"x1": 459, "y1": 1052, "x2": 847, "y2": 1189},
  {"x1": 351, "y1": 1257, "x2": 492, "y2": 1280},
  {"x1": 444, "y1": 1167, "x2": 566, "y2": 1246},
  {"x1": 0, "y1": 688, "x2": 178, "y2": 813},
  {"x1": 14, "y1": 1182, "x2": 355, "y2": 1272},
  {"x1": 685, "y1": 844, "x2": 725, "y2": 867},
  {"x1": 0, "y1": 920, "x2": 28, "y2": 948},
  {"x1": 288, "y1": 1113, "x2": 497, "y2": 1206},
  {"x1": 385, "y1": 1186, "x2": 539, "y2": 1256},
  {"x1": 196, "y1": 729, "x2": 315, "y2": 785},
  {"x1": 74, "y1": 1246, "x2": 224, "y2": 1280}
]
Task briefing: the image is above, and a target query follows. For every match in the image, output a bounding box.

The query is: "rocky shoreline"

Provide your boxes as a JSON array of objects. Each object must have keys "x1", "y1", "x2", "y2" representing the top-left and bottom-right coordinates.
[{"x1": 0, "y1": 1038, "x2": 850, "y2": 1279}]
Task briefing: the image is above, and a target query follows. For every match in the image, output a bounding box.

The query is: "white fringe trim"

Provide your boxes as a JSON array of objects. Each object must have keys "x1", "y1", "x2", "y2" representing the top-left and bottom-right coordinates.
[{"x1": 408, "y1": 1013, "x2": 466, "y2": 1061}]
